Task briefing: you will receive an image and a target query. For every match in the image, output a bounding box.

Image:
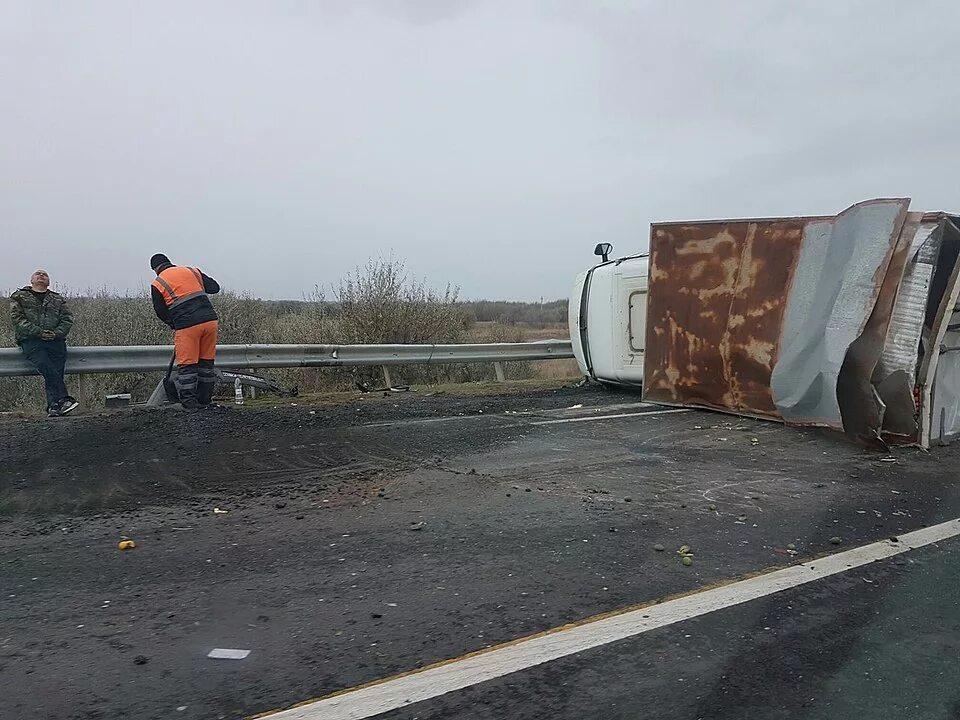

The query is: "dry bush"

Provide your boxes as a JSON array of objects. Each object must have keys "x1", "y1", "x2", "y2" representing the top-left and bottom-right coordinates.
[
  {"x1": 332, "y1": 256, "x2": 470, "y2": 387},
  {"x1": 333, "y1": 256, "x2": 466, "y2": 344}
]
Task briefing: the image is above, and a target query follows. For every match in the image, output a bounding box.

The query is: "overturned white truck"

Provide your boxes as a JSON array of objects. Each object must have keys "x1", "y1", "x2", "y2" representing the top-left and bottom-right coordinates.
[{"x1": 570, "y1": 198, "x2": 960, "y2": 448}]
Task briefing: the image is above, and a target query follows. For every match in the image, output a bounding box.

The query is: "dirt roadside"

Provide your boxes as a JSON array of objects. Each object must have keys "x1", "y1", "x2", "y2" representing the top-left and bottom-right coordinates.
[{"x1": 0, "y1": 379, "x2": 594, "y2": 515}]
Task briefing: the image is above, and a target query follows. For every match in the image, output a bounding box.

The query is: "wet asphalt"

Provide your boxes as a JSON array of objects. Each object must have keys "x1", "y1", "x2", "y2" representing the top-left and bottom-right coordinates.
[{"x1": 1, "y1": 386, "x2": 958, "y2": 719}]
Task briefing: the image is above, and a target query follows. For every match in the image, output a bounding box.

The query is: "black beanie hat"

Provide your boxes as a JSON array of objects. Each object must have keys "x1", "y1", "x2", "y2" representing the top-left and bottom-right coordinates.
[{"x1": 150, "y1": 253, "x2": 171, "y2": 271}]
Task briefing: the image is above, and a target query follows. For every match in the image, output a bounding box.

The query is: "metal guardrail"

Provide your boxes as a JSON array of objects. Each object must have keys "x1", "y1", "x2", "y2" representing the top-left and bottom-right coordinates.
[{"x1": 0, "y1": 341, "x2": 575, "y2": 377}]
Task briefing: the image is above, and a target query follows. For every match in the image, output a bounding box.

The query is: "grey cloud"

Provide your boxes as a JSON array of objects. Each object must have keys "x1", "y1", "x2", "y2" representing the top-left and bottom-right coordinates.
[{"x1": 2, "y1": 0, "x2": 959, "y2": 301}]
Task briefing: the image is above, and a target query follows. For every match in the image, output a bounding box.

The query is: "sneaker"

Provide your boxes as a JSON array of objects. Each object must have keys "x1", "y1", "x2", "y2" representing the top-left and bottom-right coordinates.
[
  {"x1": 58, "y1": 397, "x2": 79, "y2": 416},
  {"x1": 47, "y1": 406, "x2": 61, "y2": 417}
]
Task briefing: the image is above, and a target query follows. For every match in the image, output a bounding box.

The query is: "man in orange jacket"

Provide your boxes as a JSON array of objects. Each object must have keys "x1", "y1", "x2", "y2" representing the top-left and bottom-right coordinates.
[{"x1": 150, "y1": 253, "x2": 221, "y2": 409}]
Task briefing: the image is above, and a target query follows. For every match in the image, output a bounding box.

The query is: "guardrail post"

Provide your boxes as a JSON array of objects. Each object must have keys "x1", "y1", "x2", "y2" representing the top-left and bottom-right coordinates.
[
  {"x1": 494, "y1": 362, "x2": 506, "y2": 383},
  {"x1": 382, "y1": 365, "x2": 394, "y2": 388}
]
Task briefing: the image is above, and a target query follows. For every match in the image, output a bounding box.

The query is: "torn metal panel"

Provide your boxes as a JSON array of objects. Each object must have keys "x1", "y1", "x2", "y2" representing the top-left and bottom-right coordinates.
[
  {"x1": 876, "y1": 221, "x2": 942, "y2": 382},
  {"x1": 869, "y1": 221, "x2": 943, "y2": 441},
  {"x1": 643, "y1": 219, "x2": 805, "y2": 416},
  {"x1": 770, "y1": 198, "x2": 910, "y2": 428},
  {"x1": 920, "y1": 218, "x2": 960, "y2": 446},
  {"x1": 874, "y1": 370, "x2": 918, "y2": 437},
  {"x1": 836, "y1": 209, "x2": 918, "y2": 443}
]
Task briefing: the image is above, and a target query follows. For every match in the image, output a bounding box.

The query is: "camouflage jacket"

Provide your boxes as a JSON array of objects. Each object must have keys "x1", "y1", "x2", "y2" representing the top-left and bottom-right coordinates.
[{"x1": 9, "y1": 287, "x2": 74, "y2": 344}]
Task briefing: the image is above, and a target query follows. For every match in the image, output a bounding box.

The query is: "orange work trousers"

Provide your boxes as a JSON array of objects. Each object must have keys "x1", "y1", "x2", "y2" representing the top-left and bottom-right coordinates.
[{"x1": 174, "y1": 320, "x2": 218, "y2": 366}]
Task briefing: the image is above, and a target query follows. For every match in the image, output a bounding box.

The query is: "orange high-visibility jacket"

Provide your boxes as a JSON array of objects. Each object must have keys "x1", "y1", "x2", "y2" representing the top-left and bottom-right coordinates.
[{"x1": 151, "y1": 266, "x2": 219, "y2": 329}]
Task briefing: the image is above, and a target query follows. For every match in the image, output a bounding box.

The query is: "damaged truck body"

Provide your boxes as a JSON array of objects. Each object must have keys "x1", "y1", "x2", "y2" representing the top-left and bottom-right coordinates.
[{"x1": 570, "y1": 198, "x2": 960, "y2": 447}]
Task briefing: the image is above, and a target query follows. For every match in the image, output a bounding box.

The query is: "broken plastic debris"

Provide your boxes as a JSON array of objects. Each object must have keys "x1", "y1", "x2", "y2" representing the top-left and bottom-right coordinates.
[
  {"x1": 567, "y1": 404, "x2": 583, "y2": 409},
  {"x1": 212, "y1": 507, "x2": 229, "y2": 514},
  {"x1": 409, "y1": 522, "x2": 425, "y2": 531},
  {"x1": 207, "y1": 648, "x2": 250, "y2": 660}
]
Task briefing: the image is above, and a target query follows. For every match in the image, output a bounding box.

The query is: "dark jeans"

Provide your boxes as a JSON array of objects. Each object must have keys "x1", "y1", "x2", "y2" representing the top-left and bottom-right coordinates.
[{"x1": 20, "y1": 338, "x2": 69, "y2": 409}]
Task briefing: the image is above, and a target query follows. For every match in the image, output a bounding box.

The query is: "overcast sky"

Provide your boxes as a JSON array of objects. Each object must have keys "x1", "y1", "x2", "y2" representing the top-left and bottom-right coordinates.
[{"x1": 3, "y1": 0, "x2": 959, "y2": 300}]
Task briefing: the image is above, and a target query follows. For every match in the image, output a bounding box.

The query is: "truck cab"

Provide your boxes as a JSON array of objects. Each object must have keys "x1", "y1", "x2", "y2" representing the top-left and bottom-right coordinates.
[{"x1": 568, "y1": 243, "x2": 647, "y2": 387}]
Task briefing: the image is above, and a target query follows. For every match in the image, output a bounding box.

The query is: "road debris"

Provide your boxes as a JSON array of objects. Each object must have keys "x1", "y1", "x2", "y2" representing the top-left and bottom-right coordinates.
[
  {"x1": 133, "y1": 655, "x2": 149, "y2": 665},
  {"x1": 830, "y1": 536, "x2": 843, "y2": 545},
  {"x1": 212, "y1": 507, "x2": 229, "y2": 514},
  {"x1": 409, "y1": 522, "x2": 425, "y2": 531},
  {"x1": 653, "y1": 544, "x2": 665, "y2": 552},
  {"x1": 117, "y1": 540, "x2": 136, "y2": 551},
  {"x1": 207, "y1": 648, "x2": 250, "y2": 660},
  {"x1": 677, "y1": 545, "x2": 694, "y2": 565},
  {"x1": 681, "y1": 555, "x2": 694, "y2": 566}
]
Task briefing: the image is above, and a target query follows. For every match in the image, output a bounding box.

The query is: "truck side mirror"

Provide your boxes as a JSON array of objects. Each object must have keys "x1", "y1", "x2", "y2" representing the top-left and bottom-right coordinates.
[{"x1": 594, "y1": 243, "x2": 613, "y2": 262}]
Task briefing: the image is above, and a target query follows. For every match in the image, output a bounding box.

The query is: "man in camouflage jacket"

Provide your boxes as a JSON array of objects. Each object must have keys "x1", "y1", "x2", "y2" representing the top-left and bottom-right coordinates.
[{"x1": 9, "y1": 269, "x2": 79, "y2": 416}]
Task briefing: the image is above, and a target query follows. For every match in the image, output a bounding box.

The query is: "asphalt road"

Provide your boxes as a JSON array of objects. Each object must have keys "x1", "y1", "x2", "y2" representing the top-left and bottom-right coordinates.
[{"x1": 1, "y1": 384, "x2": 959, "y2": 719}]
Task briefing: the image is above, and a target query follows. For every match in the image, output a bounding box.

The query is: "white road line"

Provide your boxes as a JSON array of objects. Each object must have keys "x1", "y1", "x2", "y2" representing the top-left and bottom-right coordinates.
[
  {"x1": 364, "y1": 415, "x2": 485, "y2": 428},
  {"x1": 531, "y1": 408, "x2": 690, "y2": 425},
  {"x1": 364, "y1": 403, "x2": 665, "y2": 428},
  {"x1": 256, "y1": 517, "x2": 960, "y2": 720},
  {"x1": 514, "y1": 401, "x2": 652, "y2": 417}
]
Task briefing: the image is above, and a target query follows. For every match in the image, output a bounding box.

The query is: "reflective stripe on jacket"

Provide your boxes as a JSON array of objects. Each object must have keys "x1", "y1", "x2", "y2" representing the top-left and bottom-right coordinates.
[{"x1": 151, "y1": 266, "x2": 218, "y2": 330}]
